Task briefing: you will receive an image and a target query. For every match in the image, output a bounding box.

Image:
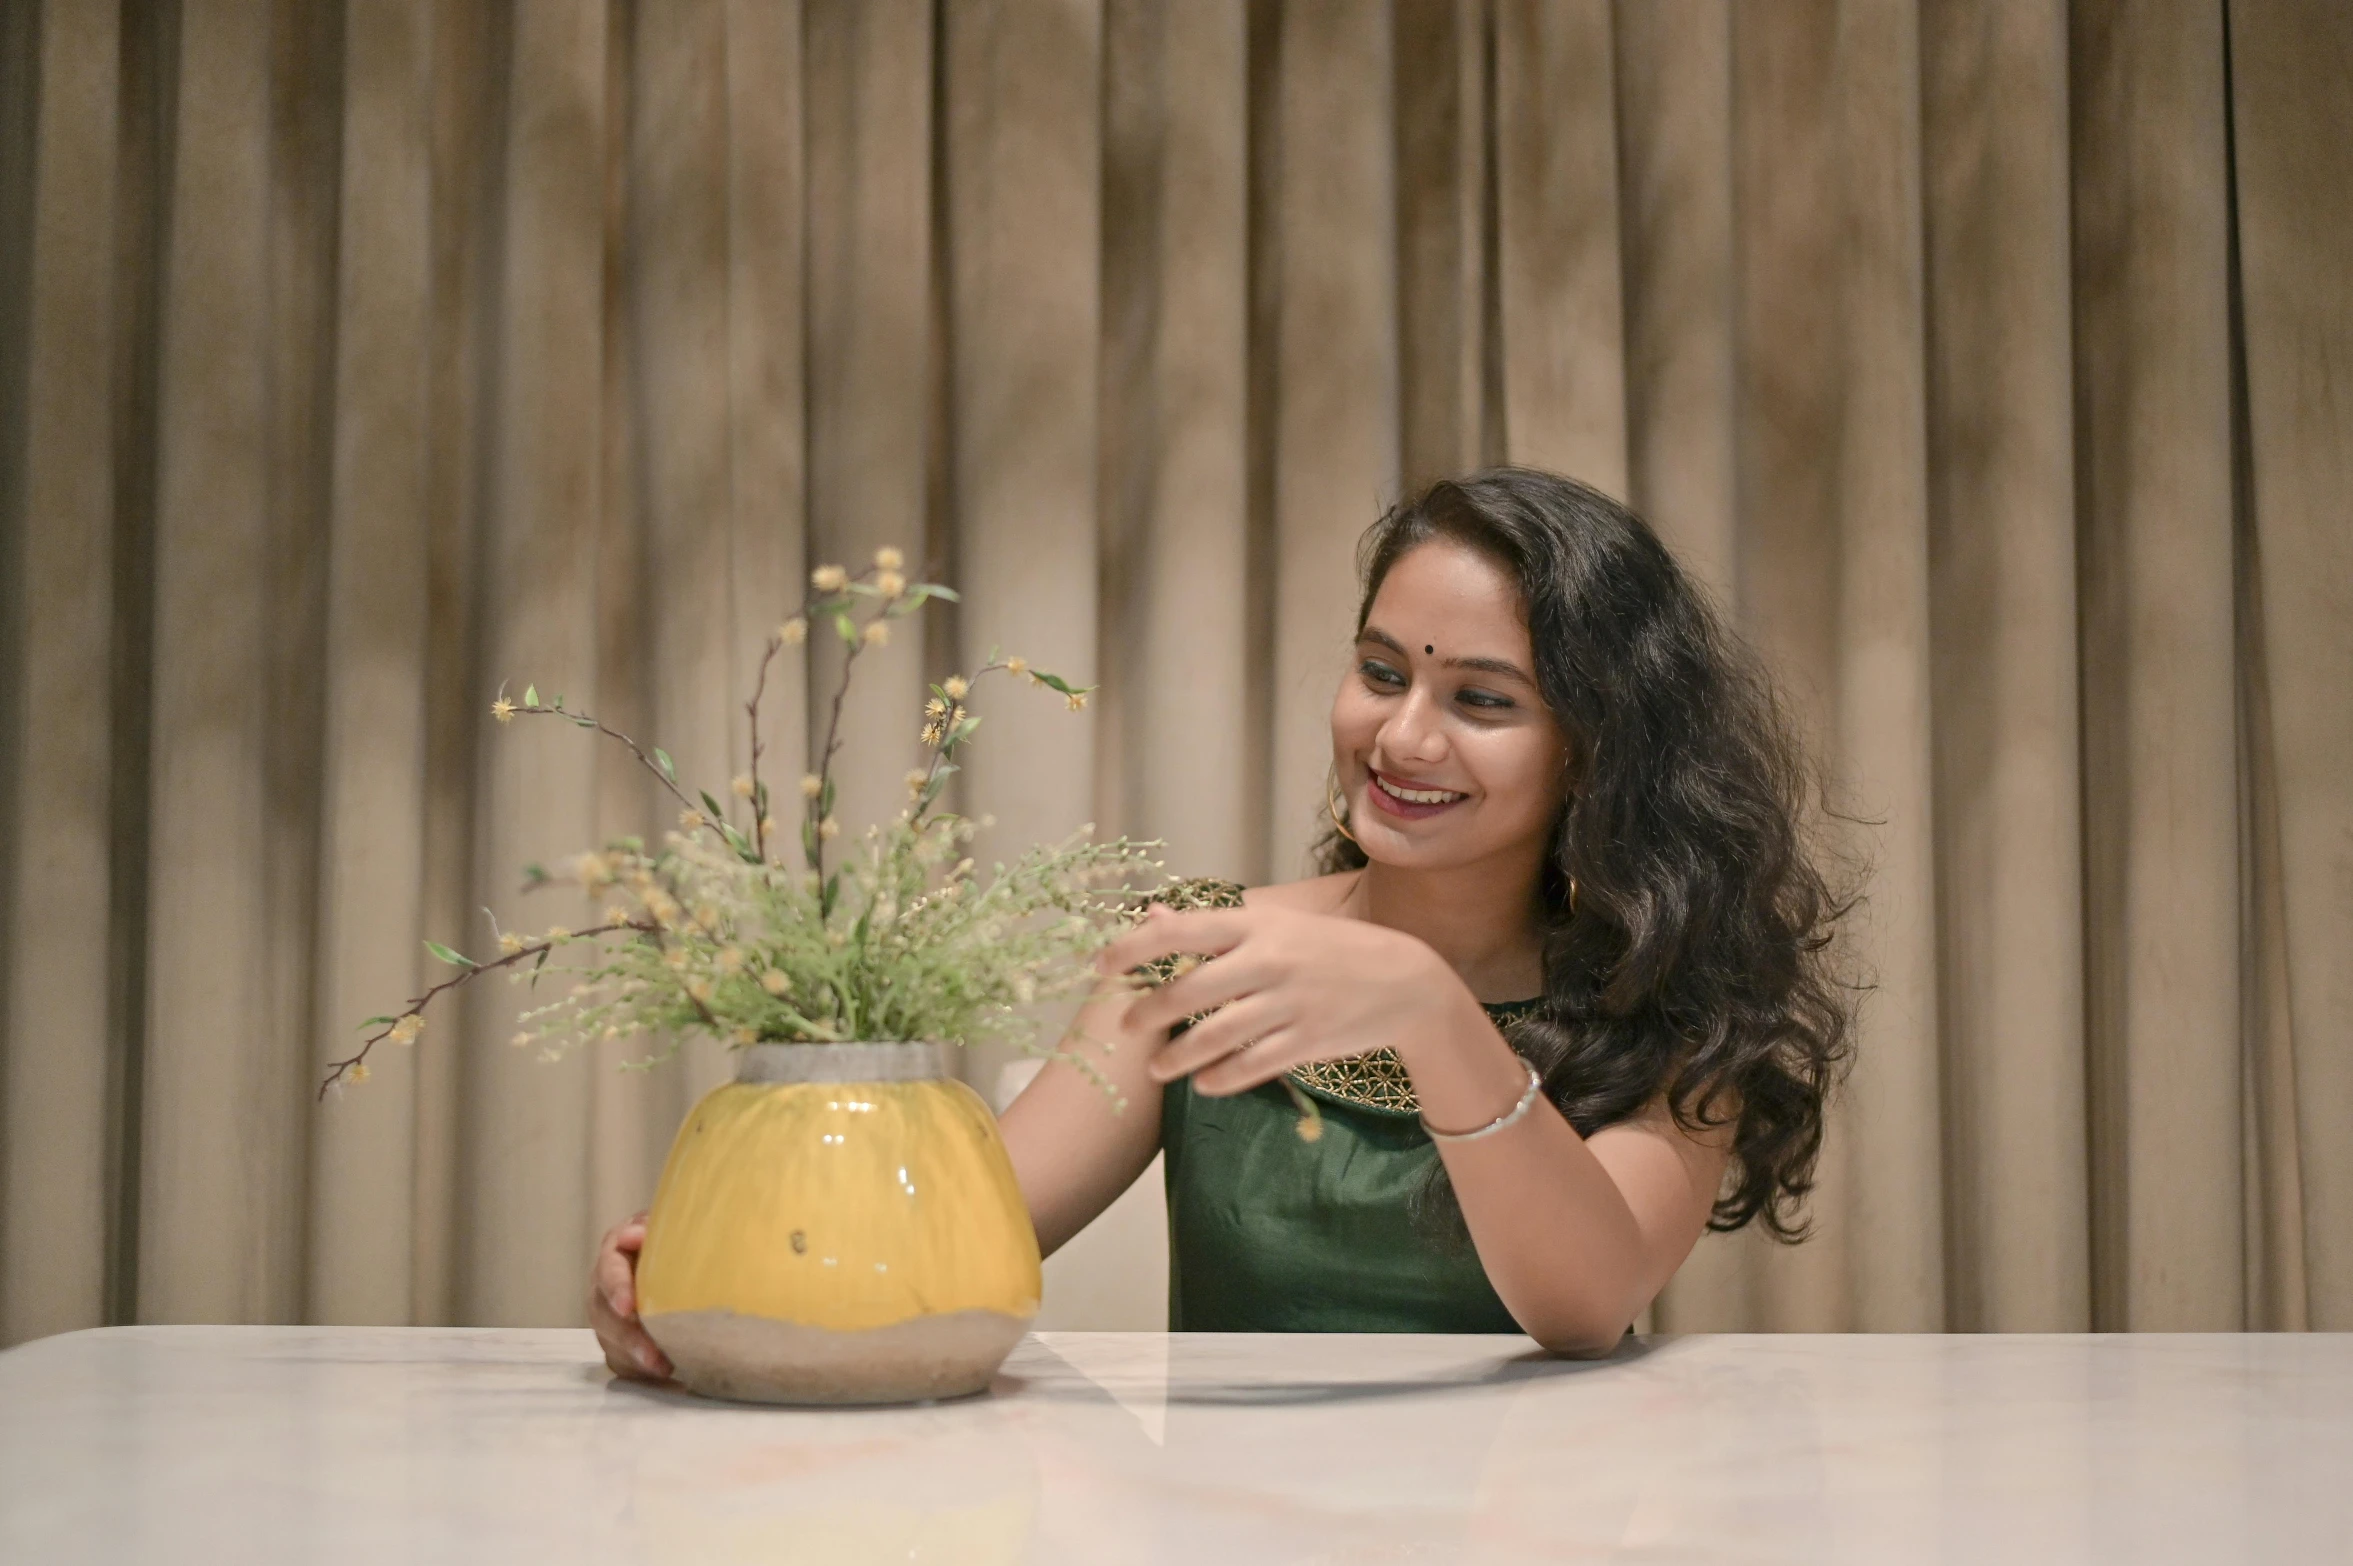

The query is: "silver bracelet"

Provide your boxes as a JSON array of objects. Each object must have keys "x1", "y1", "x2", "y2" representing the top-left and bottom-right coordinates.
[{"x1": 1421, "y1": 1061, "x2": 1545, "y2": 1143}]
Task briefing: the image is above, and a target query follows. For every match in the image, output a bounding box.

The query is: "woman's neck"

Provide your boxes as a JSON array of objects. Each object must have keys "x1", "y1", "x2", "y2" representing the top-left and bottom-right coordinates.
[{"x1": 1340, "y1": 850, "x2": 1549, "y2": 1004}]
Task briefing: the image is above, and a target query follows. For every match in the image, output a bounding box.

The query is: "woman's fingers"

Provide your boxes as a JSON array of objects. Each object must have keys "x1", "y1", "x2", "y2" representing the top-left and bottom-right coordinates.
[
  {"x1": 1121, "y1": 947, "x2": 1272, "y2": 1039},
  {"x1": 1151, "y1": 995, "x2": 1289, "y2": 1085},
  {"x1": 1095, "y1": 905, "x2": 1253, "y2": 976},
  {"x1": 1190, "y1": 1025, "x2": 1303, "y2": 1097},
  {"x1": 590, "y1": 1213, "x2": 672, "y2": 1382},
  {"x1": 595, "y1": 1216, "x2": 648, "y2": 1313}
]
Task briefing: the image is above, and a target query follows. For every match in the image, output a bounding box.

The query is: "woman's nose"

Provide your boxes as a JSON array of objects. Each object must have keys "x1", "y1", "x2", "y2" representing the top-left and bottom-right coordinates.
[{"x1": 1379, "y1": 689, "x2": 1450, "y2": 765}]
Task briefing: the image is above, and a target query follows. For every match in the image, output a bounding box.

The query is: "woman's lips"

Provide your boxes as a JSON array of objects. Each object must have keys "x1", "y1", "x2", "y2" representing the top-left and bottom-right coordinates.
[{"x1": 1364, "y1": 769, "x2": 1467, "y2": 821}]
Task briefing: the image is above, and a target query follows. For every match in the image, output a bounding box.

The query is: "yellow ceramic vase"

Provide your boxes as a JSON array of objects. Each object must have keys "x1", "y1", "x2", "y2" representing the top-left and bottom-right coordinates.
[{"x1": 634, "y1": 1042, "x2": 1042, "y2": 1405}]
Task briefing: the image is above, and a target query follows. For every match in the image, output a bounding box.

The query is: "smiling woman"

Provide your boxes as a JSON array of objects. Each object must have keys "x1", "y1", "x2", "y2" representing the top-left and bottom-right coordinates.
[{"x1": 589, "y1": 467, "x2": 1855, "y2": 1366}]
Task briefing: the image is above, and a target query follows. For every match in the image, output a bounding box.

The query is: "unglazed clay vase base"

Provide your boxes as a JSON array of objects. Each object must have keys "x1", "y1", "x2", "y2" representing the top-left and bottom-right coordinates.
[
  {"x1": 631, "y1": 1042, "x2": 1043, "y2": 1407},
  {"x1": 645, "y1": 1307, "x2": 1032, "y2": 1405}
]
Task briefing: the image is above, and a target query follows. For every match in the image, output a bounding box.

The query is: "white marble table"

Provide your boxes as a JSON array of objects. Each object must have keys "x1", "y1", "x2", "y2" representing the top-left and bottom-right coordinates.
[{"x1": 1, "y1": 1327, "x2": 2347, "y2": 1563}]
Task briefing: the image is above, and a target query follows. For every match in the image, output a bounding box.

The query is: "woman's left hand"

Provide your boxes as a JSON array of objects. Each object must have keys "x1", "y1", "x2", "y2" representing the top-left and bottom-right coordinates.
[{"x1": 1095, "y1": 903, "x2": 1476, "y2": 1096}]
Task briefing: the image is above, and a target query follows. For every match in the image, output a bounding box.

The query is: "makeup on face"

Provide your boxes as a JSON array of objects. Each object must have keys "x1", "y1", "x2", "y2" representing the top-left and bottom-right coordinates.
[{"x1": 1329, "y1": 541, "x2": 1567, "y2": 861}]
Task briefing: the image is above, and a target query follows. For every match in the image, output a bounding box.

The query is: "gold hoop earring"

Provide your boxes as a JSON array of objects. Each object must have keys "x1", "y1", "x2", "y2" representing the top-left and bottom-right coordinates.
[{"x1": 1325, "y1": 769, "x2": 1360, "y2": 847}]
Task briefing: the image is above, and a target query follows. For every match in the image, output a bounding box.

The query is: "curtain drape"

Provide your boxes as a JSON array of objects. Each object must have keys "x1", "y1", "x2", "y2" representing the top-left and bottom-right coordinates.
[{"x1": 2, "y1": 0, "x2": 2346, "y2": 1343}]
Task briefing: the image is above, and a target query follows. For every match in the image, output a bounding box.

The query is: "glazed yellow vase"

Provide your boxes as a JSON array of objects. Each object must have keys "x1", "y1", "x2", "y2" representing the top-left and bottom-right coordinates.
[{"x1": 634, "y1": 1042, "x2": 1042, "y2": 1405}]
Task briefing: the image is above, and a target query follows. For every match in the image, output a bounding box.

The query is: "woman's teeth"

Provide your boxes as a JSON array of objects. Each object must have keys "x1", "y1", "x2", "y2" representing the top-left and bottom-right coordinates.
[{"x1": 1373, "y1": 775, "x2": 1464, "y2": 805}]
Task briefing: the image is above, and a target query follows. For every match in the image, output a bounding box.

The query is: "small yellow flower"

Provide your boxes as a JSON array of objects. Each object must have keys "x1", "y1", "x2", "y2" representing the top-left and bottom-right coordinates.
[
  {"x1": 812, "y1": 563, "x2": 849, "y2": 593},
  {"x1": 349, "y1": 1062, "x2": 372, "y2": 1084},
  {"x1": 1005, "y1": 656, "x2": 1028, "y2": 676},
  {"x1": 389, "y1": 1015, "x2": 423, "y2": 1045},
  {"x1": 546, "y1": 925, "x2": 571, "y2": 942},
  {"x1": 731, "y1": 775, "x2": 756, "y2": 799},
  {"x1": 761, "y1": 969, "x2": 792, "y2": 996},
  {"x1": 875, "y1": 569, "x2": 906, "y2": 599},
  {"x1": 498, "y1": 932, "x2": 524, "y2": 954},
  {"x1": 687, "y1": 980, "x2": 714, "y2": 1004},
  {"x1": 664, "y1": 947, "x2": 689, "y2": 970},
  {"x1": 943, "y1": 675, "x2": 969, "y2": 700},
  {"x1": 799, "y1": 773, "x2": 823, "y2": 800},
  {"x1": 679, "y1": 808, "x2": 705, "y2": 830},
  {"x1": 905, "y1": 768, "x2": 929, "y2": 797},
  {"x1": 732, "y1": 1026, "x2": 756, "y2": 1045},
  {"x1": 1066, "y1": 691, "x2": 1088, "y2": 712},
  {"x1": 925, "y1": 696, "x2": 949, "y2": 720},
  {"x1": 605, "y1": 902, "x2": 631, "y2": 927},
  {"x1": 576, "y1": 852, "x2": 611, "y2": 887},
  {"x1": 716, "y1": 946, "x2": 744, "y2": 973},
  {"x1": 510, "y1": 1031, "x2": 533, "y2": 1048},
  {"x1": 694, "y1": 905, "x2": 721, "y2": 933},
  {"x1": 491, "y1": 697, "x2": 517, "y2": 724},
  {"x1": 779, "y1": 617, "x2": 807, "y2": 646},
  {"x1": 1295, "y1": 1115, "x2": 1324, "y2": 1143},
  {"x1": 818, "y1": 816, "x2": 841, "y2": 840},
  {"x1": 861, "y1": 620, "x2": 890, "y2": 647},
  {"x1": 874, "y1": 545, "x2": 905, "y2": 572}
]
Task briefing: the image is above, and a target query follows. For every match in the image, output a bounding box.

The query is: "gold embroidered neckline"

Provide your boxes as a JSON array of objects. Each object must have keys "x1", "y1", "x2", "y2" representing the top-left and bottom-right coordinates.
[{"x1": 1290, "y1": 1048, "x2": 1422, "y2": 1113}]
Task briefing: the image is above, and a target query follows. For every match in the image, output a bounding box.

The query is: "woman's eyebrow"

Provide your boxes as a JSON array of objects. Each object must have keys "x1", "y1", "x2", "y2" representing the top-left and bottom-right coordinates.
[{"x1": 1358, "y1": 626, "x2": 1533, "y2": 685}]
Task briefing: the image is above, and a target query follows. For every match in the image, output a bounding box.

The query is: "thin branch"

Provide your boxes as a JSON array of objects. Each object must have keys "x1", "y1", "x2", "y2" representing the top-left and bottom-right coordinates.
[
  {"x1": 745, "y1": 632, "x2": 782, "y2": 860},
  {"x1": 512, "y1": 703, "x2": 698, "y2": 818},
  {"x1": 318, "y1": 919, "x2": 660, "y2": 1098}
]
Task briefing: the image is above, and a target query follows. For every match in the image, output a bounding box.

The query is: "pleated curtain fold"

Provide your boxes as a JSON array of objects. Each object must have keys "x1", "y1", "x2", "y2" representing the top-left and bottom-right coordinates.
[{"x1": 2, "y1": 0, "x2": 2346, "y2": 1343}]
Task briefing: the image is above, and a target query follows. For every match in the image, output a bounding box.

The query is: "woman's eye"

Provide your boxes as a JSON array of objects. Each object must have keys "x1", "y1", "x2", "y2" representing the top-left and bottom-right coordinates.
[
  {"x1": 1458, "y1": 690, "x2": 1513, "y2": 711},
  {"x1": 1359, "y1": 660, "x2": 1405, "y2": 687}
]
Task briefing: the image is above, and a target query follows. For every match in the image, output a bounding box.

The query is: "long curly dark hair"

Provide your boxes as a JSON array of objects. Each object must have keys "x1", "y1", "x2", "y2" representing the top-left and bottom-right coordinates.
[{"x1": 1317, "y1": 468, "x2": 1855, "y2": 1240}]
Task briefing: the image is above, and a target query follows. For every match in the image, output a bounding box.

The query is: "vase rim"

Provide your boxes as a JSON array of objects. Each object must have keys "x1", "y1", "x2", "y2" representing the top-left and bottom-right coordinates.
[{"x1": 732, "y1": 1040, "x2": 947, "y2": 1084}]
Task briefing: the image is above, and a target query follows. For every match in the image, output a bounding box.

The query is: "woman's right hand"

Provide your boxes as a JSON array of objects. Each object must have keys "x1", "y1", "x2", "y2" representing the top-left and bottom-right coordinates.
[{"x1": 589, "y1": 1212, "x2": 674, "y2": 1382}]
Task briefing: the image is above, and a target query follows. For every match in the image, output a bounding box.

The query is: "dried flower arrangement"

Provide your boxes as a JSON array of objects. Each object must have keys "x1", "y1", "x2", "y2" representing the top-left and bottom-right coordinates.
[{"x1": 321, "y1": 548, "x2": 1162, "y2": 1099}]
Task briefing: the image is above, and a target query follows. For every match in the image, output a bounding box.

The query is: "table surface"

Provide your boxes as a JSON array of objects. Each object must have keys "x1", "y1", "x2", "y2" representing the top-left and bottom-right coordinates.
[{"x1": 1, "y1": 1326, "x2": 2347, "y2": 1564}]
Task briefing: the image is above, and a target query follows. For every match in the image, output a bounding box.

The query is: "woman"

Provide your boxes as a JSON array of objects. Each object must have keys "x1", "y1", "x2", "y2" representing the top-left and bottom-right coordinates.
[{"x1": 590, "y1": 467, "x2": 1851, "y2": 1365}]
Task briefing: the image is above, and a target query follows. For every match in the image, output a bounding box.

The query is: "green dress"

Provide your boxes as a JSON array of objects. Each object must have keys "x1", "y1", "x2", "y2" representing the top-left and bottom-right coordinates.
[{"x1": 1147, "y1": 879, "x2": 1541, "y2": 1333}]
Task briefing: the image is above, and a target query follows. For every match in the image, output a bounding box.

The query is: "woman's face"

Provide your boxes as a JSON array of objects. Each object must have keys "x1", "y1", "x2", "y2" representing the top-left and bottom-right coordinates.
[{"x1": 1329, "y1": 539, "x2": 1569, "y2": 875}]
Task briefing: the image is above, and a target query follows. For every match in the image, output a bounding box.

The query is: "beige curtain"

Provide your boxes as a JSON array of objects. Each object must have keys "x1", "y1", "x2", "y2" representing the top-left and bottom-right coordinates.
[{"x1": 2, "y1": 0, "x2": 2346, "y2": 1344}]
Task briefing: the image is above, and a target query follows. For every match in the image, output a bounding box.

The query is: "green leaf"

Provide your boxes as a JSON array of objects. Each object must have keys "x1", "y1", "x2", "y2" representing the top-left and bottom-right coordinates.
[
  {"x1": 358, "y1": 1015, "x2": 398, "y2": 1030},
  {"x1": 523, "y1": 685, "x2": 538, "y2": 707},
  {"x1": 947, "y1": 713, "x2": 982, "y2": 748},
  {"x1": 424, "y1": 940, "x2": 475, "y2": 969},
  {"x1": 922, "y1": 584, "x2": 962, "y2": 603},
  {"x1": 819, "y1": 776, "x2": 836, "y2": 818},
  {"x1": 917, "y1": 763, "x2": 958, "y2": 812},
  {"x1": 700, "y1": 789, "x2": 727, "y2": 824},
  {"x1": 574, "y1": 717, "x2": 596, "y2": 729},
  {"x1": 801, "y1": 818, "x2": 820, "y2": 866},
  {"x1": 1032, "y1": 670, "x2": 1081, "y2": 696},
  {"x1": 653, "y1": 748, "x2": 676, "y2": 782},
  {"x1": 521, "y1": 861, "x2": 549, "y2": 885},
  {"x1": 834, "y1": 612, "x2": 858, "y2": 646}
]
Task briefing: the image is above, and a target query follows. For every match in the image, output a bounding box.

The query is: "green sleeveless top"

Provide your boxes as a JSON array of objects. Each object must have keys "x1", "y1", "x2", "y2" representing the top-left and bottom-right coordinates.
[{"x1": 1146, "y1": 879, "x2": 1541, "y2": 1334}]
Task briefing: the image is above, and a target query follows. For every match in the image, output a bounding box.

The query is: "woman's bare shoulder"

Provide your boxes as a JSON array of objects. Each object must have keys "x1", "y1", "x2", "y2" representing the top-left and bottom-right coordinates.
[{"x1": 1239, "y1": 871, "x2": 1358, "y2": 914}]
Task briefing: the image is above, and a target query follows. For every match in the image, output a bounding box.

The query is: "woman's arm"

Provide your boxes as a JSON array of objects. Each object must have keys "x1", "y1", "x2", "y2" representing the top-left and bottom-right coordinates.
[
  {"x1": 1103, "y1": 903, "x2": 1728, "y2": 1356},
  {"x1": 995, "y1": 978, "x2": 1168, "y2": 1258},
  {"x1": 1395, "y1": 987, "x2": 1726, "y2": 1355}
]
